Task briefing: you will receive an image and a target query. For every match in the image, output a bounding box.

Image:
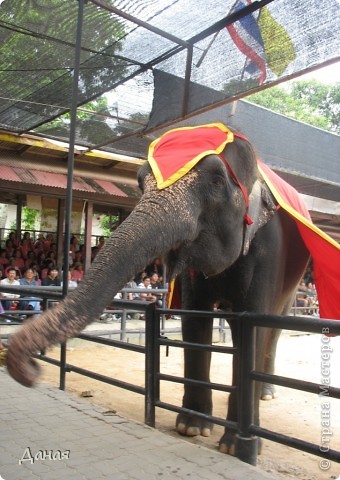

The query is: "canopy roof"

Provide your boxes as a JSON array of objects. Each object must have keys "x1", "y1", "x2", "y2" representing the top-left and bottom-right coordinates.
[{"x1": 0, "y1": 0, "x2": 339, "y2": 159}]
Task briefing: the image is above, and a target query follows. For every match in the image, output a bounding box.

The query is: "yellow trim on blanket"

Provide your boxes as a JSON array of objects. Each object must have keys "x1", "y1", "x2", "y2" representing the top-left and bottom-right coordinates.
[
  {"x1": 167, "y1": 278, "x2": 176, "y2": 309},
  {"x1": 258, "y1": 164, "x2": 340, "y2": 250}
]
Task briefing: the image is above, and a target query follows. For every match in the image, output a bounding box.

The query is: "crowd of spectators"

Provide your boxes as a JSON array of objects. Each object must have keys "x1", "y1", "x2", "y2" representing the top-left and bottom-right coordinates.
[
  {"x1": 0, "y1": 230, "x2": 104, "y2": 312},
  {"x1": 295, "y1": 262, "x2": 318, "y2": 315},
  {"x1": 0, "y1": 230, "x2": 166, "y2": 314}
]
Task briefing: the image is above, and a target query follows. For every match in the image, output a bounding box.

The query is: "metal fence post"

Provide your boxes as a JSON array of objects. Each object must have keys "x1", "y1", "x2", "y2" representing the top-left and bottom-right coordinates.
[
  {"x1": 235, "y1": 317, "x2": 259, "y2": 465},
  {"x1": 144, "y1": 302, "x2": 157, "y2": 427},
  {"x1": 59, "y1": 343, "x2": 67, "y2": 390}
]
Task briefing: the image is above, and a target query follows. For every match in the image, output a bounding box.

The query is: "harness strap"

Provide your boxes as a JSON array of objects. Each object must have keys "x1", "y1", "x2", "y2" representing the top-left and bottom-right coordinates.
[{"x1": 218, "y1": 154, "x2": 253, "y2": 225}]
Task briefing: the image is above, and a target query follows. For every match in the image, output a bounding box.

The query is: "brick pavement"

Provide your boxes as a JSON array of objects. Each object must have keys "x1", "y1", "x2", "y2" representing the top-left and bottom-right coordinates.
[{"x1": 0, "y1": 369, "x2": 282, "y2": 480}]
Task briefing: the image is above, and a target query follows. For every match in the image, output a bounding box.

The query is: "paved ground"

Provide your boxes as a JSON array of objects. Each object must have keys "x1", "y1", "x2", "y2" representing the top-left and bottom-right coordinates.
[{"x1": 0, "y1": 369, "x2": 283, "y2": 480}]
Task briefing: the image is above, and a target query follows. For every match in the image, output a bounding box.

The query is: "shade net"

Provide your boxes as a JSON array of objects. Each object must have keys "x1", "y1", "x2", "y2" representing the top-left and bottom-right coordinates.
[{"x1": 0, "y1": 0, "x2": 339, "y2": 157}]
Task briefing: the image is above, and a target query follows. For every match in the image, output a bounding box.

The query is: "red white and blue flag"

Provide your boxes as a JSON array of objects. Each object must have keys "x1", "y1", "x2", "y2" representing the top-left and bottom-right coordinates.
[
  {"x1": 227, "y1": 0, "x2": 267, "y2": 83},
  {"x1": 226, "y1": 1, "x2": 296, "y2": 84}
]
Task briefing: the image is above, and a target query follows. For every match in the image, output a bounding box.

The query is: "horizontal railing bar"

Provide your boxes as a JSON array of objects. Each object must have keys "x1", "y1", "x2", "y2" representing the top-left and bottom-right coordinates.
[
  {"x1": 250, "y1": 425, "x2": 340, "y2": 462},
  {"x1": 0, "y1": 285, "x2": 64, "y2": 299},
  {"x1": 239, "y1": 313, "x2": 340, "y2": 334},
  {"x1": 158, "y1": 338, "x2": 236, "y2": 354},
  {"x1": 155, "y1": 401, "x2": 238, "y2": 431},
  {"x1": 158, "y1": 373, "x2": 236, "y2": 393},
  {"x1": 250, "y1": 371, "x2": 340, "y2": 399},
  {"x1": 33, "y1": 353, "x2": 61, "y2": 367},
  {"x1": 63, "y1": 364, "x2": 145, "y2": 395},
  {"x1": 34, "y1": 352, "x2": 145, "y2": 395},
  {"x1": 158, "y1": 309, "x2": 340, "y2": 333},
  {"x1": 77, "y1": 333, "x2": 145, "y2": 353}
]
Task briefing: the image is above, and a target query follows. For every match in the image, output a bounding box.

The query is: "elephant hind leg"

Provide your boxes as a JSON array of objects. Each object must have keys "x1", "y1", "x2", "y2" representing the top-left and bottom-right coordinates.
[{"x1": 261, "y1": 328, "x2": 281, "y2": 400}]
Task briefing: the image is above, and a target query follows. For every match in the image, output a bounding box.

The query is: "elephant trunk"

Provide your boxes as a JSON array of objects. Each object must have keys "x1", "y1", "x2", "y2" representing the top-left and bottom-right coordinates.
[{"x1": 6, "y1": 189, "x2": 198, "y2": 387}]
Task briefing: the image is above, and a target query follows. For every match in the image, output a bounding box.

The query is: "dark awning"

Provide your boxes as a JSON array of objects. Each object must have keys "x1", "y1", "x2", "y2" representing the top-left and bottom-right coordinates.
[{"x1": 0, "y1": 0, "x2": 338, "y2": 154}]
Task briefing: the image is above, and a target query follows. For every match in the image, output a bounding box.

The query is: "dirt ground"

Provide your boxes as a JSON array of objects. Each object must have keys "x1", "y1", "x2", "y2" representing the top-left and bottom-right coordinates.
[{"x1": 36, "y1": 325, "x2": 340, "y2": 480}]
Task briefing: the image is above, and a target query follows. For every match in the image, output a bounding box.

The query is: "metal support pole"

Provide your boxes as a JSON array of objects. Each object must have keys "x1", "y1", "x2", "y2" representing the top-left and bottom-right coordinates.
[
  {"x1": 120, "y1": 306, "x2": 127, "y2": 342},
  {"x1": 235, "y1": 319, "x2": 259, "y2": 465},
  {"x1": 58, "y1": 0, "x2": 86, "y2": 391},
  {"x1": 84, "y1": 200, "x2": 93, "y2": 273},
  {"x1": 62, "y1": 0, "x2": 85, "y2": 295},
  {"x1": 56, "y1": 199, "x2": 66, "y2": 270}
]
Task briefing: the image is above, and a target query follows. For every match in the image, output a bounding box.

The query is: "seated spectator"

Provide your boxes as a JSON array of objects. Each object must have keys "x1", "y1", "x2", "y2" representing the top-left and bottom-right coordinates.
[
  {"x1": 21, "y1": 231, "x2": 35, "y2": 251},
  {"x1": 0, "y1": 249, "x2": 9, "y2": 269},
  {"x1": 137, "y1": 276, "x2": 157, "y2": 303},
  {"x1": 24, "y1": 250, "x2": 36, "y2": 268},
  {"x1": 49, "y1": 242, "x2": 58, "y2": 255},
  {"x1": 145, "y1": 258, "x2": 163, "y2": 278},
  {"x1": 7, "y1": 231, "x2": 19, "y2": 248},
  {"x1": 134, "y1": 269, "x2": 147, "y2": 284},
  {"x1": 124, "y1": 277, "x2": 139, "y2": 300},
  {"x1": 40, "y1": 260, "x2": 56, "y2": 280},
  {"x1": 61, "y1": 271, "x2": 78, "y2": 289},
  {"x1": 69, "y1": 235, "x2": 79, "y2": 262},
  {"x1": 150, "y1": 272, "x2": 163, "y2": 307},
  {"x1": 28, "y1": 262, "x2": 41, "y2": 280},
  {"x1": 306, "y1": 282, "x2": 318, "y2": 314},
  {"x1": 43, "y1": 233, "x2": 54, "y2": 253},
  {"x1": 13, "y1": 249, "x2": 25, "y2": 271},
  {"x1": 45, "y1": 251, "x2": 57, "y2": 267},
  {"x1": 19, "y1": 267, "x2": 41, "y2": 311},
  {"x1": 5, "y1": 239, "x2": 15, "y2": 258},
  {"x1": 74, "y1": 250, "x2": 83, "y2": 264},
  {"x1": 36, "y1": 251, "x2": 47, "y2": 271},
  {"x1": 91, "y1": 246, "x2": 99, "y2": 262},
  {"x1": 97, "y1": 236, "x2": 106, "y2": 250},
  {"x1": 35, "y1": 233, "x2": 46, "y2": 247},
  {"x1": 41, "y1": 267, "x2": 61, "y2": 286},
  {"x1": 34, "y1": 241, "x2": 44, "y2": 257},
  {"x1": 0, "y1": 267, "x2": 20, "y2": 310},
  {"x1": 5, "y1": 259, "x2": 22, "y2": 279},
  {"x1": 20, "y1": 239, "x2": 30, "y2": 259},
  {"x1": 71, "y1": 262, "x2": 84, "y2": 283},
  {"x1": 298, "y1": 280, "x2": 308, "y2": 292}
]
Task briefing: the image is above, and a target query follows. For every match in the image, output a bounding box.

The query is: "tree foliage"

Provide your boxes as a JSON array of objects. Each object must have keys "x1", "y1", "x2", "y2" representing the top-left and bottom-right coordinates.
[
  {"x1": 99, "y1": 214, "x2": 119, "y2": 237},
  {"x1": 246, "y1": 79, "x2": 340, "y2": 134},
  {"x1": 22, "y1": 208, "x2": 40, "y2": 231}
]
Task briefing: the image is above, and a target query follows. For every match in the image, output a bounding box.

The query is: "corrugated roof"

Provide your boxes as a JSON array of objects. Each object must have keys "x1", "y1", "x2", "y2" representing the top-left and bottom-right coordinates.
[
  {"x1": 0, "y1": 165, "x2": 21, "y2": 182},
  {"x1": 0, "y1": 165, "x2": 138, "y2": 199},
  {"x1": 94, "y1": 179, "x2": 128, "y2": 197}
]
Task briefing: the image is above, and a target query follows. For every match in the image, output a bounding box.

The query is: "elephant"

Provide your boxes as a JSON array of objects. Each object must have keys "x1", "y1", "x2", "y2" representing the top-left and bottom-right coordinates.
[{"x1": 6, "y1": 123, "x2": 310, "y2": 455}]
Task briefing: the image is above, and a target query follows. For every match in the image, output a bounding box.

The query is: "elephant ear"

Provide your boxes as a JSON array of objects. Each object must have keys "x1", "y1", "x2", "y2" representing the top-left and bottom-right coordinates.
[{"x1": 242, "y1": 180, "x2": 277, "y2": 256}]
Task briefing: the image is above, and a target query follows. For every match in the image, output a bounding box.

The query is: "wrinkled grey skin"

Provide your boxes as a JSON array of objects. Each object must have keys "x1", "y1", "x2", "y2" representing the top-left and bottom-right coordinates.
[{"x1": 6, "y1": 136, "x2": 309, "y2": 454}]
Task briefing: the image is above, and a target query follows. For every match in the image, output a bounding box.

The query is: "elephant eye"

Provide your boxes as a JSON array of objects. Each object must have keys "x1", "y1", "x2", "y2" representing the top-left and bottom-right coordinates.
[{"x1": 212, "y1": 175, "x2": 226, "y2": 186}]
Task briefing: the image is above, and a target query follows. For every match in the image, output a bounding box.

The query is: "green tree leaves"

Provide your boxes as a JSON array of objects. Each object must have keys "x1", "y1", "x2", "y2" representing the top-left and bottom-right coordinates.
[{"x1": 247, "y1": 79, "x2": 340, "y2": 134}]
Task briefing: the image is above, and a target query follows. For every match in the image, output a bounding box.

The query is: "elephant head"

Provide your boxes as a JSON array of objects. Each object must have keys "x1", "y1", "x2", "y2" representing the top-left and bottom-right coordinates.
[{"x1": 6, "y1": 124, "x2": 277, "y2": 387}]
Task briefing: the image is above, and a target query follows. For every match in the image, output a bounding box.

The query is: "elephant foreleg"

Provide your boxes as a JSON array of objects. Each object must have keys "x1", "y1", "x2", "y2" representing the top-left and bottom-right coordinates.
[
  {"x1": 219, "y1": 324, "x2": 266, "y2": 455},
  {"x1": 176, "y1": 316, "x2": 214, "y2": 437}
]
